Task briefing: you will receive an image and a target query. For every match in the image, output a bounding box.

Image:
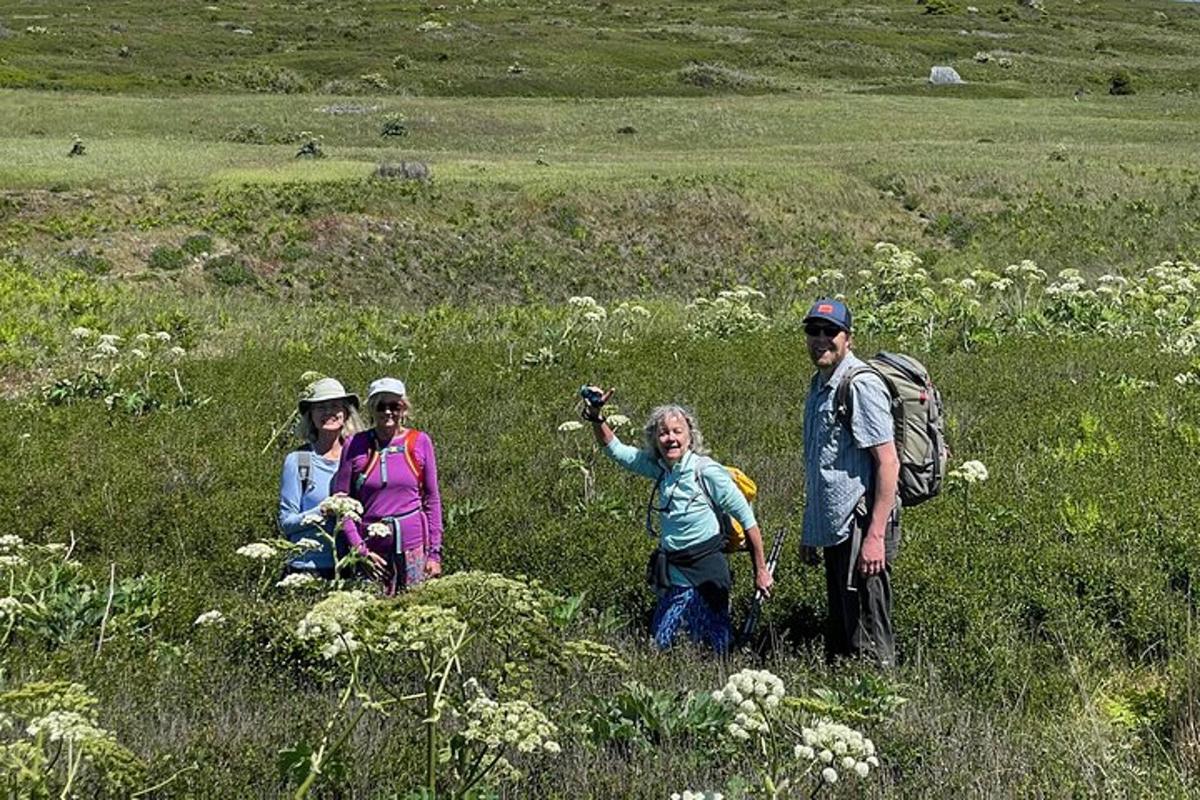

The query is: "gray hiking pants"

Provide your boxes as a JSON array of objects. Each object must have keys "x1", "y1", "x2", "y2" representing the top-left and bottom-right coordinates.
[{"x1": 822, "y1": 503, "x2": 901, "y2": 667}]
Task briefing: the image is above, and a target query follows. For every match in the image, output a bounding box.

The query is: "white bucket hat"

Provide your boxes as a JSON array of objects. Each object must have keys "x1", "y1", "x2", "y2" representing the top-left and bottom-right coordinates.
[
  {"x1": 366, "y1": 377, "x2": 407, "y2": 404},
  {"x1": 298, "y1": 377, "x2": 359, "y2": 413}
]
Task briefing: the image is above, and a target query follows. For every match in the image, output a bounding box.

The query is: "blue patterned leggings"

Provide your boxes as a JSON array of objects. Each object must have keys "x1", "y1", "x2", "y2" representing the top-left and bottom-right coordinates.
[{"x1": 651, "y1": 585, "x2": 732, "y2": 654}]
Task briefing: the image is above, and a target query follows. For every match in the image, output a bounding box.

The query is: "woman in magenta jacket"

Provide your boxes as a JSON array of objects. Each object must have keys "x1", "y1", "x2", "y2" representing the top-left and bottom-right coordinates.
[{"x1": 333, "y1": 377, "x2": 444, "y2": 593}]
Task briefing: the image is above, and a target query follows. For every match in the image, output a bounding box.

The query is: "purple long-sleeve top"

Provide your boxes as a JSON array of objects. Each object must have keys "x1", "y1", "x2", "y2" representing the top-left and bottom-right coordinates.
[{"x1": 333, "y1": 429, "x2": 444, "y2": 562}]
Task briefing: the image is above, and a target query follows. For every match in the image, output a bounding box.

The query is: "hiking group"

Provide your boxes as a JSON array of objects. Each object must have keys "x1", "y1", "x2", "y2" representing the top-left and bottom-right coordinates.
[{"x1": 277, "y1": 298, "x2": 946, "y2": 666}]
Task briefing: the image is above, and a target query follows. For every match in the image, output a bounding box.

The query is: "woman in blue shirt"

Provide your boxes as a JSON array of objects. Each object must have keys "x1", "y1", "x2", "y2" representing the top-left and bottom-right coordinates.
[
  {"x1": 278, "y1": 377, "x2": 364, "y2": 578},
  {"x1": 582, "y1": 388, "x2": 773, "y2": 653}
]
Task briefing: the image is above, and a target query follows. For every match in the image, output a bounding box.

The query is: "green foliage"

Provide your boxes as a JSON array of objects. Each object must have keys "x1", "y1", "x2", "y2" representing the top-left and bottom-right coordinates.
[
  {"x1": 0, "y1": 538, "x2": 162, "y2": 651},
  {"x1": 577, "y1": 680, "x2": 730, "y2": 751},
  {"x1": 0, "y1": 681, "x2": 145, "y2": 797},
  {"x1": 148, "y1": 245, "x2": 186, "y2": 271},
  {"x1": 204, "y1": 254, "x2": 255, "y2": 287},
  {"x1": 181, "y1": 234, "x2": 213, "y2": 256}
]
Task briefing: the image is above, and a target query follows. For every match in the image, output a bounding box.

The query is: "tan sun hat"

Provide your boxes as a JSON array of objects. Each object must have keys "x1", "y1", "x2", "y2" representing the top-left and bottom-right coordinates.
[{"x1": 298, "y1": 377, "x2": 360, "y2": 414}]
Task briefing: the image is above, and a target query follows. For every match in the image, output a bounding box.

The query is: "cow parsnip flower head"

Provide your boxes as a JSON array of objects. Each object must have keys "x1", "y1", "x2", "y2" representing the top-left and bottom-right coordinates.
[
  {"x1": 382, "y1": 604, "x2": 465, "y2": 659},
  {"x1": 296, "y1": 591, "x2": 374, "y2": 659},
  {"x1": 0, "y1": 534, "x2": 24, "y2": 551},
  {"x1": 796, "y1": 718, "x2": 878, "y2": 785},
  {"x1": 712, "y1": 669, "x2": 785, "y2": 741},
  {"x1": 366, "y1": 522, "x2": 390, "y2": 539},
  {"x1": 671, "y1": 792, "x2": 724, "y2": 800},
  {"x1": 235, "y1": 542, "x2": 278, "y2": 560},
  {"x1": 949, "y1": 460, "x2": 989, "y2": 486},
  {"x1": 194, "y1": 610, "x2": 226, "y2": 627},
  {"x1": 276, "y1": 573, "x2": 318, "y2": 589},
  {"x1": 462, "y1": 693, "x2": 561, "y2": 756},
  {"x1": 0, "y1": 555, "x2": 26, "y2": 568},
  {"x1": 0, "y1": 596, "x2": 22, "y2": 619},
  {"x1": 294, "y1": 537, "x2": 322, "y2": 552},
  {"x1": 319, "y1": 493, "x2": 364, "y2": 522},
  {"x1": 557, "y1": 420, "x2": 585, "y2": 433},
  {"x1": 26, "y1": 710, "x2": 115, "y2": 746}
]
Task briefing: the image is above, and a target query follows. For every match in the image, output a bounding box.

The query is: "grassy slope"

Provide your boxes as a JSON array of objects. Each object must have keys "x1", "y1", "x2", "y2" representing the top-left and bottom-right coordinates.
[
  {"x1": 1, "y1": 89, "x2": 1198, "y2": 324},
  {"x1": 1, "y1": 0, "x2": 1199, "y2": 97}
]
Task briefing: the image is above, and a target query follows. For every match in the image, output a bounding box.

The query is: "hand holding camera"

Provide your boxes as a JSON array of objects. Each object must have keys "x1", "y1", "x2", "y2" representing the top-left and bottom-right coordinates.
[{"x1": 578, "y1": 385, "x2": 613, "y2": 422}]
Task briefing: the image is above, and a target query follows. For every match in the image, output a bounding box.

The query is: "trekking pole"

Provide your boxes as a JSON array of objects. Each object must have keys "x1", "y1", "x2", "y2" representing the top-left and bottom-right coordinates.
[{"x1": 738, "y1": 525, "x2": 788, "y2": 647}]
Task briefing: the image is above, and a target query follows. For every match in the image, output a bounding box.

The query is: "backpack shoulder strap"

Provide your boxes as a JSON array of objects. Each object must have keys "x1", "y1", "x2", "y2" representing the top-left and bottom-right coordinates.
[
  {"x1": 644, "y1": 467, "x2": 666, "y2": 538},
  {"x1": 296, "y1": 449, "x2": 313, "y2": 494},
  {"x1": 692, "y1": 455, "x2": 725, "y2": 515},
  {"x1": 834, "y1": 364, "x2": 883, "y2": 428},
  {"x1": 403, "y1": 428, "x2": 424, "y2": 491}
]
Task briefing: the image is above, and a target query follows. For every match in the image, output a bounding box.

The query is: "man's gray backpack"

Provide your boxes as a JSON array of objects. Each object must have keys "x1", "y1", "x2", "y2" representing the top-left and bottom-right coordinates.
[{"x1": 835, "y1": 352, "x2": 947, "y2": 506}]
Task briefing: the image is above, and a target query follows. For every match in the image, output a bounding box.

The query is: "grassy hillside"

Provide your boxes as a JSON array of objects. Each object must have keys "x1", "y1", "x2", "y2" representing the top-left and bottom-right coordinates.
[{"x1": 1, "y1": 0, "x2": 1198, "y2": 97}]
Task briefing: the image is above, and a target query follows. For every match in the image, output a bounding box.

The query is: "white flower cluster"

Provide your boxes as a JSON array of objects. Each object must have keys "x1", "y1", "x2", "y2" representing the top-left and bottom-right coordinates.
[
  {"x1": 319, "y1": 493, "x2": 363, "y2": 523},
  {"x1": 276, "y1": 573, "x2": 318, "y2": 589},
  {"x1": 687, "y1": 286, "x2": 769, "y2": 339},
  {"x1": 1174, "y1": 372, "x2": 1200, "y2": 388},
  {"x1": 366, "y1": 522, "x2": 390, "y2": 539},
  {"x1": 461, "y1": 694, "x2": 562, "y2": 756},
  {"x1": 296, "y1": 591, "x2": 373, "y2": 659},
  {"x1": 0, "y1": 555, "x2": 26, "y2": 568},
  {"x1": 568, "y1": 295, "x2": 608, "y2": 325},
  {"x1": 26, "y1": 710, "x2": 115, "y2": 746},
  {"x1": 0, "y1": 596, "x2": 23, "y2": 620},
  {"x1": 712, "y1": 669, "x2": 785, "y2": 741},
  {"x1": 194, "y1": 609, "x2": 226, "y2": 627},
  {"x1": 670, "y1": 792, "x2": 723, "y2": 800},
  {"x1": 293, "y1": 537, "x2": 322, "y2": 552},
  {"x1": 794, "y1": 719, "x2": 879, "y2": 784},
  {"x1": 0, "y1": 535, "x2": 24, "y2": 551},
  {"x1": 235, "y1": 542, "x2": 278, "y2": 560},
  {"x1": 948, "y1": 459, "x2": 989, "y2": 485},
  {"x1": 612, "y1": 301, "x2": 650, "y2": 319},
  {"x1": 382, "y1": 604, "x2": 465, "y2": 660},
  {"x1": 557, "y1": 420, "x2": 584, "y2": 433}
]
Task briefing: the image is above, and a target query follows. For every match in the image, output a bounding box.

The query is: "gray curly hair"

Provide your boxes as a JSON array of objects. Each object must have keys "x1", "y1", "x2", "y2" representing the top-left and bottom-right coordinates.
[{"x1": 642, "y1": 404, "x2": 710, "y2": 459}]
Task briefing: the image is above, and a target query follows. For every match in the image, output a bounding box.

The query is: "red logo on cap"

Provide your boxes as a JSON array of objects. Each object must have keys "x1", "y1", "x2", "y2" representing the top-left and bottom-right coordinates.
[{"x1": 817, "y1": 303, "x2": 835, "y2": 313}]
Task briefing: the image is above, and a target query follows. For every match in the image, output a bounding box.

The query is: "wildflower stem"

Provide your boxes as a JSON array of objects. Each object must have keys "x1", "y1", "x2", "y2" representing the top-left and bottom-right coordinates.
[
  {"x1": 58, "y1": 742, "x2": 81, "y2": 800},
  {"x1": 294, "y1": 649, "x2": 360, "y2": 799},
  {"x1": 94, "y1": 562, "x2": 116, "y2": 659}
]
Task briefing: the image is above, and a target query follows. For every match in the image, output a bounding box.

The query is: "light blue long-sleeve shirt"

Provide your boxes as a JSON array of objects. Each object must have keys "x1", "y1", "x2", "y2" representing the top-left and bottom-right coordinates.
[
  {"x1": 604, "y1": 437, "x2": 756, "y2": 585},
  {"x1": 278, "y1": 447, "x2": 339, "y2": 570}
]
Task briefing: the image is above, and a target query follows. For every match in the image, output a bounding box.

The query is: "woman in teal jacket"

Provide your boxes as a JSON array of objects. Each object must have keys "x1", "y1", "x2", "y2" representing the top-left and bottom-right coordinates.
[{"x1": 582, "y1": 388, "x2": 773, "y2": 653}]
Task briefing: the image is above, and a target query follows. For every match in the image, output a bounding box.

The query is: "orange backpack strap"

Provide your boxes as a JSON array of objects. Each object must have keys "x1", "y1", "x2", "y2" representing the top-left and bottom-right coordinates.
[{"x1": 402, "y1": 428, "x2": 424, "y2": 488}]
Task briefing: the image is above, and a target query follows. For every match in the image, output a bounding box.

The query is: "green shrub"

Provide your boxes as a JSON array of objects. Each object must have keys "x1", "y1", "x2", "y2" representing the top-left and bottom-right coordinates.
[
  {"x1": 148, "y1": 245, "x2": 186, "y2": 271},
  {"x1": 223, "y1": 123, "x2": 268, "y2": 144},
  {"x1": 204, "y1": 254, "x2": 255, "y2": 287},
  {"x1": 181, "y1": 234, "x2": 214, "y2": 256}
]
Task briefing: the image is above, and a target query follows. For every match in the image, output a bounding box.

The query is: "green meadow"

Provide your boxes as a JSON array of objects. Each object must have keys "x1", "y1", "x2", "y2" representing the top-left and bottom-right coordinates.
[{"x1": 2, "y1": 1, "x2": 1200, "y2": 797}]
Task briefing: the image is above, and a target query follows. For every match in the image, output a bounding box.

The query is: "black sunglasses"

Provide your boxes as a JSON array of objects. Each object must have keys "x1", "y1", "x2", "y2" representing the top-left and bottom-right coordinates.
[
  {"x1": 376, "y1": 401, "x2": 405, "y2": 414},
  {"x1": 804, "y1": 323, "x2": 844, "y2": 337}
]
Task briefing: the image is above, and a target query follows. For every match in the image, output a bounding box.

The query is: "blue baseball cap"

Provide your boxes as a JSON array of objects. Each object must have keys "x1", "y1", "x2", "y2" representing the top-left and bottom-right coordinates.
[{"x1": 803, "y1": 298, "x2": 852, "y2": 333}]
